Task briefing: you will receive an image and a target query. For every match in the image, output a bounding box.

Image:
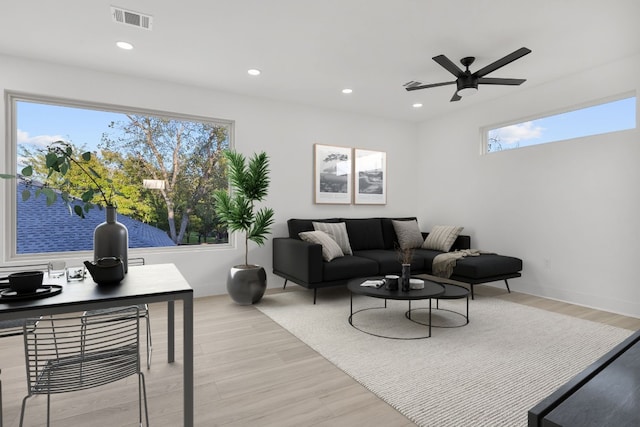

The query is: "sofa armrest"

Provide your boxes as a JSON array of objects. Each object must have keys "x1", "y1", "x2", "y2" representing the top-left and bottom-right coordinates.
[{"x1": 272, "y1": 237, "x2": 323, "y2": 284}]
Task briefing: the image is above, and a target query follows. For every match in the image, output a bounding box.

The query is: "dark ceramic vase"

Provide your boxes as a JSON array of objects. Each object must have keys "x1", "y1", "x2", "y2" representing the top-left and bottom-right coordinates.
[
  {"x1": 94, "y1": 206, "x2": 129, "y2": 273},
  {"x1": 227, "y1": 265, "x2": 267, "y2": 305},
  {"x1": 401, "y1": 264, "x2": 411, "y2": 292}
]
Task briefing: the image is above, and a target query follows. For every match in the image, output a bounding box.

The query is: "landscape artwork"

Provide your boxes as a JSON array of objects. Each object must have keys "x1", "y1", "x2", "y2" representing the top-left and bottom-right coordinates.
[
  {"x1": 314, "y1": 144, "x2": 352, "y2": 204},
  {"x1": 354, "y1": 149, "x2": 386, "y2": 204}
]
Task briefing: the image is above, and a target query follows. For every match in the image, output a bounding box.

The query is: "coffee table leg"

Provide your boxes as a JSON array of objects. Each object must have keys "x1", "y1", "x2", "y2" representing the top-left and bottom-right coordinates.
[{"x1": 429, "y1": 298, "x2": 432, "y2": 337}]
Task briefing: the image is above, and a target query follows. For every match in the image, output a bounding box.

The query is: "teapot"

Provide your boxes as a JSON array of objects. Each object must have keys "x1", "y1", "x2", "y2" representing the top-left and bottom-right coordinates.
[{"x1": 84, "y1": 257, "x2": 125, "y2": 285}]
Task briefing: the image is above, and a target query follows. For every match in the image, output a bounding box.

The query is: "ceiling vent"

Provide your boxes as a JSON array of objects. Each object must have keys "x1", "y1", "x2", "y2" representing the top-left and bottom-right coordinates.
[{"x1": 111, "y1": 6, "x2": 153, "y2": 30}]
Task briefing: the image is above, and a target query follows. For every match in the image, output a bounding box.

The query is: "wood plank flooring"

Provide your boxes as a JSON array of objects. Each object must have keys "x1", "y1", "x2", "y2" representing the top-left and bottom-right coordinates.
[{"x1": 0, "y1": 285, "x2": 638, "y2": 426}]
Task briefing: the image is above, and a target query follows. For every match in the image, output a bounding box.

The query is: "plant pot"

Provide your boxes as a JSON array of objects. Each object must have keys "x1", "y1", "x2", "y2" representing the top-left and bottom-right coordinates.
[
  {"x1": 227, "y1": 265, "x2": 267, "y2": 305},
  {"x1": 94, "y1": 206, "x2": 129, "y2": 273}
]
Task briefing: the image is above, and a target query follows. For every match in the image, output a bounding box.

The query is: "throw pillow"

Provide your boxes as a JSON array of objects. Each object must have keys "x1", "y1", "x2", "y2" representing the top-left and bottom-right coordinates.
[
  {"x1": 298, "y1": 230, "x2": 344, "y2": 262},
  {"x1": 422, "y1": 225, "x2": 464, "y2": 252},
  {"x1": 312, "y1": 221, "x2": 353, "y2": 255},
  {"x1": 392, "y1": 220, "x2": 424, "y2": 250}
]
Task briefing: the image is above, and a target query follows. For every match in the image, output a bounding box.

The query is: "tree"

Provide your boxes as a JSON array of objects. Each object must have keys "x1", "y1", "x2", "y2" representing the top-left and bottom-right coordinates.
[{"x1": 102, "y1": 115, "x2": 229, "y2": 244}]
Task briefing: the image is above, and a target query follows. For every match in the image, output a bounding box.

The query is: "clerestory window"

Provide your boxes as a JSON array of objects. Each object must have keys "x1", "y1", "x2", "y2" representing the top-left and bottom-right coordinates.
[{"x1": 484, "y1": 94, "x2": 636, "y2": 153}]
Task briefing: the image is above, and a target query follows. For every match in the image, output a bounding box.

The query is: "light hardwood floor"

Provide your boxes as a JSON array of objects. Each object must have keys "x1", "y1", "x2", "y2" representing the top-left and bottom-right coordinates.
[{"x1": 1, "y1": 285, "x2": 638, "y2": 426}]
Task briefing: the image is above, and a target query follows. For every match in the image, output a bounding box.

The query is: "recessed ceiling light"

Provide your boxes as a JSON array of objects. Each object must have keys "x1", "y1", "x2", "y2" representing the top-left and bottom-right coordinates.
[
  {"x1": 342, "y1": 88, "x2": 353, "y2": 94},
  {"x1": 412, "y1": 103, "x2": 423, "y2": 108},
  {"x1": 116, "y1": 41, "x2": 134, "y2": 50},
  {"x1": 247, "y1": 69, "x2": 261, "y2": 76}
]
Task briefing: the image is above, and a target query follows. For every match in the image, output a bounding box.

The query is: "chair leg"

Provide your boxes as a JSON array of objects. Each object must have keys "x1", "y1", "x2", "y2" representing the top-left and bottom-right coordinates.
[
  {"x1": 139, "y1": 372, "x2": 149, "y2": 427},
  {"x1": 313, "y1": 288, "x2": 317, "y2": 304},
  {"x1": 283, "y1": 279, "x2": 288, "y2": 290},
  {"x1": 19, "y1": 395, "x2": 31, "y2": 427},
  {"x1": 470, "y1": 284, "x2": 475, "y2": 300},
  {"x1": 504, "y1": 279, "x2": 511, "y2": 293},
  {"x1": 145, "y1": 311, "x2": 152, "y2": 369}
]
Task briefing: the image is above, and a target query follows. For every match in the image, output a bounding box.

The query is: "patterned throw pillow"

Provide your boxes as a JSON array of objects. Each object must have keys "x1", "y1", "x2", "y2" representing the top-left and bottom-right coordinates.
[
  {"x1": 422, "y1": 225, "x2": 464, "y2": 252},
  {"x1": 392, "y1": 220, "x2": 424, "y2": 250},
  {"x1": 312, "y1": 222, "x2": 353, "y2": 255},
  {"x1": 298, "y1": 230, "x2": 344, "y2": 262}
]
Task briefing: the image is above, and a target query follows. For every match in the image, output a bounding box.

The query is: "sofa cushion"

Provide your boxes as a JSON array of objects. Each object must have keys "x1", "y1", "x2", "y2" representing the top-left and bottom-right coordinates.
[
  {"x1": 343, "y1": 218, "x2": 385, "y2": 251},
  {"x1": 392, "y1": 219, "x2": 424, "y2": 250},
  {"x1": 355, "y1": 249, "x2": 424, "y2": 275},
  {"x1": 298, "y1": 230, "x2": 344, "y2": 262},
  {"x1": 413, "y1": 249, "x2": 444, "y2": 273},
  {"x1": 452, "y1": 254, "x2": 523, "y2": 279},
  {"x1": 422, "y1": 225, "x2": 464, "y2": 252},
  {"x1": 322, "y1": 255, "x2": 379, "y2": 281},
  {"x1": 312, "y1": 221, "x2": 353, "y2": 255},
  {"x1": 288, "y1": 218, "x2": 340, "y2": 239},
  {"x1": 380, "y1": 217, "x2": 417, "y2": 249}
]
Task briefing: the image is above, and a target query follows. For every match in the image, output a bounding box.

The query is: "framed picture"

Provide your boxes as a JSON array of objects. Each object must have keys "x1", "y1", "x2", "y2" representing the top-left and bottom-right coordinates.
[
  {"x1": 354, "y1": 149, "x2": 386, "y2": 205},
  {"x1": 314, "y1": 144, "x2": 352, "y2": 204}
]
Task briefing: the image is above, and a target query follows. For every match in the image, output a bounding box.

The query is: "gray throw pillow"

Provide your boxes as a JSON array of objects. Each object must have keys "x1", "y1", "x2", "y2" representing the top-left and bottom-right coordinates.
[
  {"x1": 312, "y1": 222, "x2": 353, "y2": 255},
  {"x1": 392, "y1": 220, "x2": 424, "y2": 250},
  {"x1": 298, "y1": 230, "x2": 344, "y2": 262},
  {"x1": 422, "y1": 225, "x2": 464, "y2": 252}
]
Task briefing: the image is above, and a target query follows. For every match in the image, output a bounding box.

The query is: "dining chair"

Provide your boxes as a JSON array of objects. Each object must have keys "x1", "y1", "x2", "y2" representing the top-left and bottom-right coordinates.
[
  {"x1": 82, "y1": 257, "x2": 153, "y2": 369},
  {"x1": 0, "y1": 263, "x2": 49, "y2": 427},
  {"x1": 19, "y1": 306, "x2": 149, "y2": 427}
]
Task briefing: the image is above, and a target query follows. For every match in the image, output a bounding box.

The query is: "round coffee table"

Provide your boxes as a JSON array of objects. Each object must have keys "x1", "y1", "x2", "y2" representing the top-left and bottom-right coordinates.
[
  {"x1": 347, "y1": 277, "x2": 445, "y2": 339},
  {"x1": 405, "y1": 283, "x2": 470, "y2": 328}
]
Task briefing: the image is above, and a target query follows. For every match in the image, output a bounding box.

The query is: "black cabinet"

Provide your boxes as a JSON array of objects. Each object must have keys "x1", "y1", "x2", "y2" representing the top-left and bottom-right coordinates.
[{"x1": 529, "y1": 330, "x2": 640, "y2": 427}]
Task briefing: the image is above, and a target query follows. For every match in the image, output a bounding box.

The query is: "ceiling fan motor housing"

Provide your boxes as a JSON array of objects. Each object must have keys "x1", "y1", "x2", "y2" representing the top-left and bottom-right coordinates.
[{"x1": 456, "y1": 73, "x2": 478, "y2": 93}]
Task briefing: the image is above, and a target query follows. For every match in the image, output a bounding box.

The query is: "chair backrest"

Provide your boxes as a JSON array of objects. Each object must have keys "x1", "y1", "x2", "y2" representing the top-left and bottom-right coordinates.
[{"x1": 23, "y1": 306, "x2": 141, "y2": 395}]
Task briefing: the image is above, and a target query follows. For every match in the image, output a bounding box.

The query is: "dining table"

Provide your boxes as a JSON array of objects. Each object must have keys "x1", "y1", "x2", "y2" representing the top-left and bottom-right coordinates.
[{"x1": 0, "y1": 262, "x2": 194, "y2": 426}]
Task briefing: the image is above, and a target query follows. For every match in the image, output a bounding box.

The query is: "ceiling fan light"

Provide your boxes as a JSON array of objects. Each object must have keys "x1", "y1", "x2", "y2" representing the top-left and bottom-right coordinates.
[{"x1": 457, "y1": 87, "x2": 478, "y2": 97}]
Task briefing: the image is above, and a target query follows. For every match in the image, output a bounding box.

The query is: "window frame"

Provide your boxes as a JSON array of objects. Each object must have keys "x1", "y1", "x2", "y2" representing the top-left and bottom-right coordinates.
[
  {"x1": 3, "y1": 90, "x2": 235, "y2": 262},
  {"x1": 481, "y1": 92, "x2": 637, "y2": 154}
]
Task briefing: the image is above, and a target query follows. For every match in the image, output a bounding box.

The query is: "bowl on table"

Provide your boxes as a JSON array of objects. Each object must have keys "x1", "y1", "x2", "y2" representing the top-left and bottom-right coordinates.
[{"x1": 8, "y1": 271, "x2": 44, "y2": 294}]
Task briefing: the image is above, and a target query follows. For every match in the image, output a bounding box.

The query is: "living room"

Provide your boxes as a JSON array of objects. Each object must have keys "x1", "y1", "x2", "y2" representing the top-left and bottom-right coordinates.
[{"x1": 0, "y1": 1, "x2": 639, "y2": 426}]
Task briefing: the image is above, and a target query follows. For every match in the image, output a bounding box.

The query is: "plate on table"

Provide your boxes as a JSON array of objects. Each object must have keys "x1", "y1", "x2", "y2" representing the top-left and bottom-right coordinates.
[
  {"x1": 409, "y1": 278, "x2": 425, "y2": 289},
  {"x1": 0, "y1": 285, "x2": 63, "y2": 301}
]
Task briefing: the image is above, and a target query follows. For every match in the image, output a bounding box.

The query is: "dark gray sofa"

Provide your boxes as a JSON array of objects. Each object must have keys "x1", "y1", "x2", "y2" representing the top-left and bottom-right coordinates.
[{"x1": 272, "y1": 217, "x2": 522, "y2": 303}]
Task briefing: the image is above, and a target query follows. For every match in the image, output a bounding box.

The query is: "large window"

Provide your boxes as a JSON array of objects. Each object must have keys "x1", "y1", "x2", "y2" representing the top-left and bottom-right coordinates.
[
  {"x1": 485, "y1": 95, "x2": 636, "y2": 153},
  {"x1": 7, "y1": 93, "x2": 232, "y2": 255}
]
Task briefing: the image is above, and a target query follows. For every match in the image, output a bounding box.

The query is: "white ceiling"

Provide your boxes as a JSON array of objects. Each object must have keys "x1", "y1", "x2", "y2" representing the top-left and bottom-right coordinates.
[{"x1": 1, "y1": 0, "x2": 639, "y2": 122}]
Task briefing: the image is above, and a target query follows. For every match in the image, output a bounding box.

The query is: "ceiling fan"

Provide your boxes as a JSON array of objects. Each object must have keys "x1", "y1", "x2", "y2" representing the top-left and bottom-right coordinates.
[{"x1": 404, "y1": 47, "x2": 532, "y2": 102}]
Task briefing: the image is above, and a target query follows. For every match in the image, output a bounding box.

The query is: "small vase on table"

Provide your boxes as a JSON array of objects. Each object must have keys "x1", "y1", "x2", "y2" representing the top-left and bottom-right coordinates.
[{"x1": 401, "y1": 263, "x2": 411, "y2": 292}]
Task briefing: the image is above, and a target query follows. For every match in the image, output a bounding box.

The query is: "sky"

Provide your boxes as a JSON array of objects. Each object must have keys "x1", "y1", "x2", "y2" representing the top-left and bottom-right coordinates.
[
  {"x1": 488, "y1": 96, "x2": 636, "y2": 151},
  {"x1": 17, "y1": 101, "x2": 124, "y2": 153}
]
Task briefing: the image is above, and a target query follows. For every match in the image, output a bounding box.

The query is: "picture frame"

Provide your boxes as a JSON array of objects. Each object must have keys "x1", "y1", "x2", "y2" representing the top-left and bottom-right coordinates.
[
  {"x1": 314, "y1": 144, "x2": 352, "y2": 204},
  {"x1": 354, "y1": 148, "x2": 386, "y2": 205}
]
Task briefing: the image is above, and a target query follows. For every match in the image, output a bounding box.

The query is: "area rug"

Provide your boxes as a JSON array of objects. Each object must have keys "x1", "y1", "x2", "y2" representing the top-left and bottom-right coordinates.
[{"x1": 256, "y1": 289, "x2": 633, "y2": 427}]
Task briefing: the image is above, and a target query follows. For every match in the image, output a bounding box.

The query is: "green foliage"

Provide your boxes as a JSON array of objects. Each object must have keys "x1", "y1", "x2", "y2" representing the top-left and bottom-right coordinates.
[
  {"x1": 20, "y1": 141, "x2": 119, "y2": 218},
  {"x1": 213, "y1": 150, "x2": 275, "y2": 266}
]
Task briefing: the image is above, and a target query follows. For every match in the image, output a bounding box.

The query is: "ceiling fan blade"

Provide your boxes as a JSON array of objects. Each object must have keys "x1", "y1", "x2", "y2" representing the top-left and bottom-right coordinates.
[
  {"x1": 474, "y1": 47, "x2": 532, "y2": 78},
  {"x1": 405, "y1": 81, "x2": 456, "y2": 91},
  {"x1": 477, "y1": 77, "x2": 527, "y2": 85},
  {"x1": 450, "y1": 91, "x2": 461, "y2": 102},
  {"x1": 432, "y1": 55, "x2": 464, "y2": 77}
]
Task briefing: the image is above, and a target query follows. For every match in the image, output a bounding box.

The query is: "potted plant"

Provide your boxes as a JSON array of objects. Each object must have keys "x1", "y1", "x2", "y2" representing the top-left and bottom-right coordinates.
[
  {"x1": 18, "y1": 141, "x2": 129, "y2": 272},
  {"x1": 214, "y1": 150, "x2": 275, "y2": 304}
]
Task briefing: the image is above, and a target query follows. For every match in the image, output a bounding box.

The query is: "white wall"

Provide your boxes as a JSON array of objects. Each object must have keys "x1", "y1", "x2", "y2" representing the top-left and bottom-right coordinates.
[
  {"x1": 418, "y1": 53, "x2": 640, "y2": 317},
  {"x1": 0, "y1": 54, "x2": 419, "y2": 297}
]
